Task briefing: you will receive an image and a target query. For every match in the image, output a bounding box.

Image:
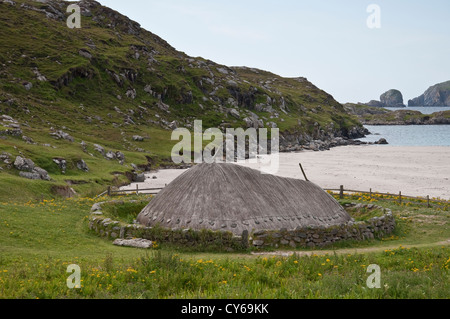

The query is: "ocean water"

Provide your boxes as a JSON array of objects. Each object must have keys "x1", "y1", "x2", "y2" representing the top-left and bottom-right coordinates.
[
  {"x1": 360, "y1": 125, "x2": 450, "y2": 146},
  {"x1": 359, "y1": 106, "x2": 450, "y2": 146}
]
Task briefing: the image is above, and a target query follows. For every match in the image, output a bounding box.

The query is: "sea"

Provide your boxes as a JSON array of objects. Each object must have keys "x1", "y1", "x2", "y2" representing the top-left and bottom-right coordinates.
[{"x1": 359, "y1": 106, "x2": 450, "y2": 146}]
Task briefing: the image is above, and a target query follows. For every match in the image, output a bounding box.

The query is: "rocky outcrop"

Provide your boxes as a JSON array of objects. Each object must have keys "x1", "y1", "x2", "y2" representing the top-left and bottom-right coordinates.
[
  {"x1": 408, "y1": 81, "x2": 450, "y2": 106},
  {"x1": 14, "y1": 156, "x2": 51, "y2": 181},
  {"x1": 50, "y1": 130, "x2": 74, "y2": 142},
  {"x1": 380, "y1": 89, "x2": 405, "y2": 107},
  {"x1": 364, "y1": 89, "x2": 405, "y2": 108}
]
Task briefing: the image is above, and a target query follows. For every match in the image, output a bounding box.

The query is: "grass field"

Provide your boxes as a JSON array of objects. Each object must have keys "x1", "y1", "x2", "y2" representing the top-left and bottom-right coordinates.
[{"x1": 0, "y1": 194, "x2": 448, "y2": 299}]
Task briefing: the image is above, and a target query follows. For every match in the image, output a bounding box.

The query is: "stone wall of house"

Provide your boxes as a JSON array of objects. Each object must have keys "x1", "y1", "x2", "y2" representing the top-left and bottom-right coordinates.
[
  {"x1": 88, "y1": 202, "x2": 395, "y2": 250},
  {"x1": 88, "y1": 201, "x2": 248, "y2": 251},
  {"x1": 251, "y1": 205, "x2": 396, "y2": 249}
]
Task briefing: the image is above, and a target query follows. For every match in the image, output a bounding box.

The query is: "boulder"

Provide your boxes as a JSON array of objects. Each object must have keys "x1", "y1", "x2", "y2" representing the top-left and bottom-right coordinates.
[
  {"x1": 132, "y1": 135, "x2": 144, "y2": 142},
  {"x1": 113, "y1": 238, "x2": 153, "y2": 249},
  {"x1": 375, "y1": 138, "x2": 389, "y2": 145},
  {"x1": 53, "y1": 158, "x2": 67, "y2": 174},
  {"x1": 19, "y1": 167, "x2": 50, "y2": 181},
  {"x1": 14, "y1": 156, "x2": 35, "y2": 172},
  {"x1": 116, "y1": 151, "x2": 125, "y2": 164},
  {"x1": 133, "y1": 173, "x2": 145, "y2": 183},
  {"x1": 105, "y1": 151, "x2": 116, "y2": 160},
  {"x1": 79, "y1": 49, "x2": 92, "y2": 60},
  {"x1": 23, "y1": 82, "x2": 33, "y2": 91},
  {"x1": 76, "y1": 159, "x2": 89, "y2": 172},
  {"x1": 228, "y1": 109, "x2": 240, "y2": 119},
  {"x1": 94, "y1": 144, "x2": 105, "y2": 156},
  {"x1": 50, "y1": 130, "x2": 74, "y2": 142}
]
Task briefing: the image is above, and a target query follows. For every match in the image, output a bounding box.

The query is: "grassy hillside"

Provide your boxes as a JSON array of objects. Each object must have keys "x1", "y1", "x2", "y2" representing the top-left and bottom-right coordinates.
[{"x1": 0, "y1": 0, "x2": 363, "y2": 200}]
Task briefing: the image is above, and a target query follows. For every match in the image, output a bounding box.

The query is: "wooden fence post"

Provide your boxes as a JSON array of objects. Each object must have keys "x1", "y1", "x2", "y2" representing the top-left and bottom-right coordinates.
[
  {"x1": 427, "y1": 195, "x2": 430, "y2": 208},
  {"x1": 136, "y1": 184, "x2": 139, "y2": 195},
  {"x1": 399, "y1": 191, "x2": 402, "y2": 205},
  {"x1": 340, "y1": 185, "x2": 344, "y2": 199},
  {"x1": 107, "y1": 186, "x2": 111, "y2": 197},
  {"x1": 370, "y1": 188, "x2": 372, "y2": 199},
  {"x1": 299, "y1": 163, "x2": 309, "y2": 182}
]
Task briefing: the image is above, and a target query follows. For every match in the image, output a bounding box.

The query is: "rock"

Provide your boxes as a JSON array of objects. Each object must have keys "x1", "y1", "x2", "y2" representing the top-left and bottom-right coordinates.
[
  {"x1": 1, "y1": 0, "x2": 16, "y2": 6},
  {"x1": 116, "y1": 151, "x2": 125, "y2": 164},
  {"x1": 364, "y1": 90, "x2": 405, "y2": 108},
  {"x1": 78, "y1": 49, "x2": 92, "y2": 60},
  {"x1": 252, "y1": 240, "x2": 264, "y2": 247},
  {"x1": 32, "y1": 68, "x2": 47, "y2": 82},
  {"x1": 156, "y1": 100, "x2": 170, "y2": 112},
  {"x1": 19, "y1": 171, "x2": 41, "y2": 180},
  {"x1": 168, "y1": 121, "x2": 178, "y2": 130},
  {"x1": 14, "y1": 156, "x2": 35, "y2": 172},
  {"x1": 228, "y1": 109, "x2": 240, "y2": 119},
  {"x1": 80, "y1": 141, "x2": 87, "y2": 152},
  {"x1": 94, "y1": 144, "x2": 105, "y2": 156},
  {"x1": 0, "y1": 152, "x2": 11, "y2": 164},
  {"x1": 133, "y1": 173, "x2": 145, "y2": 183},
  {"x1": 19, "y1": 167, "x2": 50, "y2": 181},
  {"x1": 50, "y1": 130, "x2": 74, "y2": 142},
  {"x1": 375, "y1": 138, "x2": 389, "y2": 145},
  {"x1": 227, "y1": 80, "x2": 238, "y2": 87},
  {"x1": 133, "y1": 135, "x2": 144, "y2": 142},
  {"x1": 126, "y1": 88, "x2": 137, "y2": 99},
  {"x1": 380, "y1": 89, "x2": 405, "y2": 107},
  {"x1": 216, "y1": 67, "x2": 229, "y2": 75},
  {"x1": 366, "y1": 100, "x2": 384, "y2": 108},
  {"x1": 53, "y1": 158, "x2": 67, "y2": 174},
  {"x1": 23, "y1": 82, "x2": 33, "y2": 91},
  {"x1": 22, "y1": 136, "x2": 35, "y2": 144},
  {"x1": 113, "y1": 238, "x2": 153, "y2": 249},
  {"x1": 76, "y1": 159, "x2": 89, "y2": 172},
  {"x1": 105, "y1": 151, "x2": 116, "y2": 160},
  {"x1": 33, "y1": 167, "x2": 51, "y2": 181}
]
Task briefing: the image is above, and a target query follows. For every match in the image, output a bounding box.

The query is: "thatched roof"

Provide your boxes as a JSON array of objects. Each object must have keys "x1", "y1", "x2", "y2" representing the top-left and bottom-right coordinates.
[{"x1": 137, "y1": 163, "x2": 351, "y2": 235}]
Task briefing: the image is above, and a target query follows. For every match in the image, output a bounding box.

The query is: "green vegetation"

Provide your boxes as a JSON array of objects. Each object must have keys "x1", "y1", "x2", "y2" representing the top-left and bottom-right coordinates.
[
  {"x1": 0, "y1": 194, "x2": 448, "y2": 299},
  {"x1": 101, "y1": 199, "x2": 149, "y2": 224}
]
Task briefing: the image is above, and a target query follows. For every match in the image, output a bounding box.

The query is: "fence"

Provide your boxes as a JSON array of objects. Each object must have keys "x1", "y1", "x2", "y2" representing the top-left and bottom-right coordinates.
[
  {"x1": 324, "y1": 185, "x2": 449, "y2": 208},
  {"x1": 99, "y1": 184, "x2": 448, "y2": 208},
  {"x1": 94, "y1": 185, "x2": 164, "y2": 198}
]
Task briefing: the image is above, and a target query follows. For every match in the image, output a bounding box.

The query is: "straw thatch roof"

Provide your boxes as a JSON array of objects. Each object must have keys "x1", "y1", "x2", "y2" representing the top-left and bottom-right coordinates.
[{"x1": 137, "y1": 163, "x2": 351, "y2": 235}]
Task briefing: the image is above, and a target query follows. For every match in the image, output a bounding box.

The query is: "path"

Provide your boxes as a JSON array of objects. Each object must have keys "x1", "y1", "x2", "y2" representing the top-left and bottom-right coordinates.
[{"x1": 250, "y1": 239, "x2": 450, "y2": 258}]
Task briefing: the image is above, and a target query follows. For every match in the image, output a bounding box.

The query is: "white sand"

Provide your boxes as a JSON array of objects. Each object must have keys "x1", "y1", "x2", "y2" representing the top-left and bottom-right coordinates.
[{"x1": 122, "y1": 146, "x2": 450, "y2": 200}]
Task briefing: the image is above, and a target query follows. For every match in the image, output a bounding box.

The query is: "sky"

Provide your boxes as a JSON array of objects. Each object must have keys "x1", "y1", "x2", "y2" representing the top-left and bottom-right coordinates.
[{"x1": 97, "y1": 0, "x2": 450, "y2": 104}]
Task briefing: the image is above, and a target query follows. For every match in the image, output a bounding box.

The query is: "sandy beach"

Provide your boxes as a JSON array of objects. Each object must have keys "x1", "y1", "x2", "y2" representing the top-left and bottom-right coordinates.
[{"x1": 122, "y1": 146, "x2": 450, "y2": 200}]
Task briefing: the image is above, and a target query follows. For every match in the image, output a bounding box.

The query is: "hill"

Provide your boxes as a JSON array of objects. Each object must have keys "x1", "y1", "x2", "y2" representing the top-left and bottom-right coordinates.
[
  {"x1": 0, "y1": 0, "x2": 364, "y2": 200},
  {"x1": 408, "y1": 81, "x2": 450, "y2": 106}
]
